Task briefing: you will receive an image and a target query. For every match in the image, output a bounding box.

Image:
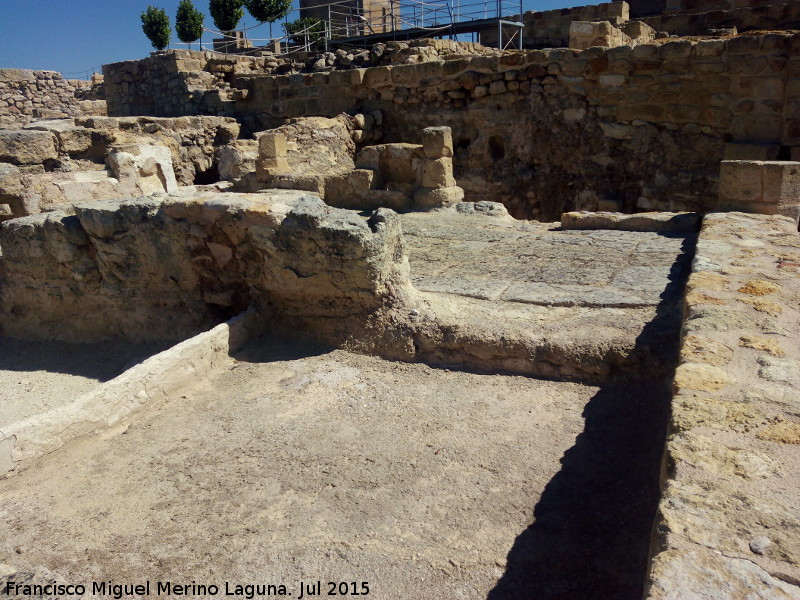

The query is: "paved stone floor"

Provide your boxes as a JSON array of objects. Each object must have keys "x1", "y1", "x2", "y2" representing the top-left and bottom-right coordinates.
[{"x1": 401, "y1": 212, "x2": 695, "y2": 308}]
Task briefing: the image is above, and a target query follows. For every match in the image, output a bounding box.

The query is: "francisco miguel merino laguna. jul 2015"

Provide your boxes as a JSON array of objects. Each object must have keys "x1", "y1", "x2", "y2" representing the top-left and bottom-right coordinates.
[{"x1": 4, "y1": 579, "x2": 372, "y2": 598}]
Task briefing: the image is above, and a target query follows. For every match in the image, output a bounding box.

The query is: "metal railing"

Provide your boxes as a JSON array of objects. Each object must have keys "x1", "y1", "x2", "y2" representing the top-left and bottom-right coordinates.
[{"x1": 188, "y1": 0, "x2": 524, "y2": 55}]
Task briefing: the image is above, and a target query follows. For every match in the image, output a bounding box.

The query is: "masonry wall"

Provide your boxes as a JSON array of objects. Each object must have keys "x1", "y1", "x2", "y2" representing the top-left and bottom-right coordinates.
[
  {"x1": 479, "y1": 0, "x2": 800, "y2": 47},
  {"x1": 479, "y1": 1, "x2": 631, "y2": 49},
  {"x1": 640, "y1": 1, "x2": 800, "y2": 35},
  {"x1": 103, "y1": 35, "x2": 800, "y2": 219},
  {"x1": 628, "y1": 0, "x2": 793, "y2": 17},
  {"x1": 0, "y1": 69, "x2": 106, "y2": 130}
]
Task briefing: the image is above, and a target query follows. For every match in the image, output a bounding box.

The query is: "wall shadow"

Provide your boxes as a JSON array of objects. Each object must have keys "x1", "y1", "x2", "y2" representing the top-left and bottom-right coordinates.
[
  {"x1": 486, "y1": 233, "x2": 695, "y2": 600},
  {"x1": 0, "y1": 337, "x2": 172, "y2": 381},
  {"x1": 231, "y1": 330, "x2": 335, "y2": 365}
]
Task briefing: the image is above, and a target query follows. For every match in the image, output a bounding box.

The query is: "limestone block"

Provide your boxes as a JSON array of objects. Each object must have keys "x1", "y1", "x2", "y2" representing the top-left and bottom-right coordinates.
[
  {"x1": 569, "y1": 21, "x2": 631, "y2": 50},
  {"x1": 348, "y1": 169, "x2": 376, "y2": 196},
  {"x1": 489, "y1": 80, "x2": 507, "y2": 95},
  {"x1": 608, "y1": 1, "x2": 630, "y2": 21},
  {"x1": 0, "y1": 162, "x2": 23, "y2": 198},
  {"x1": 0, "y1": 130, "x2": 57, "y2": 165},
  {"x1": 561, "y1": 211, "x2": 701, "y2": 232},
  {"x1": 718, "y1": 160, "x2": 800, "y2": 226},
  {"x1": 259, "y1": 132, "x2": 287, "y2": 159},
  {"x1": 421, "y1": 127, "x2": 453, "y2": 159},
  {"x1": 419, "y1": 157, "x2": 456, "y2": 189},
  {"x1": 24, "y1": 119, "x2": 94, "y2": 157},
  {"x1": 216, "y1": 140, "x2": 257, "y2": 181},
  {"x1": 355, "y1": 146, "x2": 380, "y2": 171},
  {"x1": 106, "y1": 143, "x2": 179, "y2": 196},
  {"x1": 256, "y1": 157, "x2": 291, "y2": 181},
  {"x1": 621, "y1": 21, "x2": 656, "y2": 44},
  {"x1": 413, "y1": 186, "x2": 464, "y2": 210},
  {"x1": 263, "y1": 196, "x2": 410, "y2": 312}
]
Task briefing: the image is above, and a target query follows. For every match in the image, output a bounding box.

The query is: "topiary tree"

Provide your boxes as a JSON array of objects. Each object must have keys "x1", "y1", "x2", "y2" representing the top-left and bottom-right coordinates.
[
  {"x1": 176, "y1": 0, "x2": 205, "y2": 46},
  {"x1": 141, "y1": 6, "x2": 171, "y2": 50},
  {"x1": 209, "y1": 0, "x2": 244, "y2": 33},
  {"x1": 244, "y1": 0, "x2": 291, "y2": 24}
]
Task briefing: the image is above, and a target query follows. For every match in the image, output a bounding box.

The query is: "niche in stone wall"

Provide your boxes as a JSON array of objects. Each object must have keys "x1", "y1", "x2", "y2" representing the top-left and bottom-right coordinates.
[{"x1": 489, "y1": 136, "x2": 506, "y2": 161}]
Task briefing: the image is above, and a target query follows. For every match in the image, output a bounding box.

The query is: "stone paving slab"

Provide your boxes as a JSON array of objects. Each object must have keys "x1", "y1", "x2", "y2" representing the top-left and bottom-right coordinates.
[{"x1": 401, "y1": 212, "x2": 695, "y2": 309}]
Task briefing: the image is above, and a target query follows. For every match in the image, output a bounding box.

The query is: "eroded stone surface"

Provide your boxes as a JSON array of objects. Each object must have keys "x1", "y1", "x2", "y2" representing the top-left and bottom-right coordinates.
[
  {"x1": 646, "y1": 212, "x2": 800, "y2": 599},
  {"x1": 402, "y1": 211, "x2": 694, "y2": 309}
]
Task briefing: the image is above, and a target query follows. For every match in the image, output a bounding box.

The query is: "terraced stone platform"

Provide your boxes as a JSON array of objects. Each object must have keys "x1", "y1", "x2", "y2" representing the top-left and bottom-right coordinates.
[
  {"x1": 402, "y1": 211, "x2": 693, "y2": 309},
  {"x1": 400, "y1": 211, "x2": 697, "y2": 382}
]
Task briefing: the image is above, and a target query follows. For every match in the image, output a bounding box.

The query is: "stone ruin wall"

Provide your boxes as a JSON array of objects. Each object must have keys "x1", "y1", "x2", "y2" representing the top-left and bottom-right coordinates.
[
  {"x1": 490, "y1": 0, "x2": 800, "y2": 46},
  {"x1": 0, "y1": 69, "x2": 106, "y2": 130},
  {"x1": 479, "y1": 0, "x2": 633, "y2": 48},
  {"x1": 104, "y1": 35, "x2": 800, "y2": 219},
  {"x1": 638, "y1": 1, "x2": 800, "y2": 36}
]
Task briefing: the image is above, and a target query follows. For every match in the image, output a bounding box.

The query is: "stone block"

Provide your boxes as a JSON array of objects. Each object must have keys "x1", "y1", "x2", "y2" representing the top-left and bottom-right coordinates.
[
  {"x1": 569, "y1": 20, "x2": 631, "y2": 50},
  {"x1": 256, "y1": 156, "x2": 290, "y2": 180},
  {"x1": 259, "y1": 132, "x2": 287, "y2": 159},
  {"x1": 489, "y1": 80, "x2": 507, "y2": 95},
  {"x1": 0, "y1": 130, "x2": 57, "y2": 165},
  {"x1": 106, "y1": 143, "x2": 179, "y2": 196},
  {"x1": 413, "y1": 186, "x2": 464, "y2": 210},
  {"x1": 421, "y1": 127, "x2": 453, "y2": 159},
  {"x1": 419, "y1": 157, "x2": 456, "y2": 189},
  {"x1": 718, "y1": 160, "x2": 800, "y2": 226},
  {"x1": 348, "y1": 169, "x2": 376, "y2": 196},
  {"x1": 355, "y1": 146, "x2": 380, "y2": 171},
  {"x1": 0, "y1": 162, "x2": 23, "y2": 198}
]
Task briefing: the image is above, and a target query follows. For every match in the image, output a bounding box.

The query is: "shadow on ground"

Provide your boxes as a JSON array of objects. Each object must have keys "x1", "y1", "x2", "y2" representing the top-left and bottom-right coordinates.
[
  {"x1": 487, "y1": 234, "x2": 695, "y2": 600},
  {"x1": 0, "y1": 338, "x2": 172, "y2": 380}
]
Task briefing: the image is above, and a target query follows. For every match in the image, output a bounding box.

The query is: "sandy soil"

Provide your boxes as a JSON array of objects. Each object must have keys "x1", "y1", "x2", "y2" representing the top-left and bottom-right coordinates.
[
  {"x1": 0, "y1": 338, "x2": 170, "y2": 425},
  {"x1": 0, "y1": 336, "x2": 670, "y2": 600}
]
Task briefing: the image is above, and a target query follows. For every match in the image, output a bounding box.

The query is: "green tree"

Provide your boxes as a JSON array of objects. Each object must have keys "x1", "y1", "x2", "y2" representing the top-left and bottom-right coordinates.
[
  {"x1": 245, "y1": 0, "x2": 291, "y2": 24},
  {"x1": 209, "y1": 0, "x2": 244, "y2": 32},
  {"x1": 284, "y1": 17, "x2": 326, "y2": 48},
  {"x1": 176, "y1": 0, "x2": 205, "y2": 45},
  {"x1": 141, "y1": 6, "x2": 171, "y2": 50}
]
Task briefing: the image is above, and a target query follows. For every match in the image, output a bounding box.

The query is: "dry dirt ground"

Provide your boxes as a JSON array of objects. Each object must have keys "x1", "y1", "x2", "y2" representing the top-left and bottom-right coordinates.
[
  {"x1": 0, "y1": 336, "x2": 670, "y2": 600},
  {"x1": 0, "y1": 338, "x2": 170, "y2": 425}
]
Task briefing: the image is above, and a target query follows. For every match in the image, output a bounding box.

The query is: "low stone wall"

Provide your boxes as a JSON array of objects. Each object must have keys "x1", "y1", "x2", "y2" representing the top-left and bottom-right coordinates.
[
  {"x1": 0, "y1": 69, "x2": 105, "y2": 130},
  {"x1": 0, "y1": 309, "x2": 261, "y2": 477},
  {"x1": 646, "y1": 211, "x2": 800, "y2": 597},
  {"x1": 100, "y1": 35, "x2": 800, "y2": 219},
  {"x1": 718, "y1": 159, "x2": 800, "y2": 227},
  {"x1": 0, "y1": 191, "x2": 410, "y2": 343}
]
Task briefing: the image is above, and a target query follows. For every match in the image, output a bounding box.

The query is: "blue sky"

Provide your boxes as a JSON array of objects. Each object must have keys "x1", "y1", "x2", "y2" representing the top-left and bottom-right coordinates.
[{"x1": 0, "y1": 0, "x2": 594, "y2": 78}]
